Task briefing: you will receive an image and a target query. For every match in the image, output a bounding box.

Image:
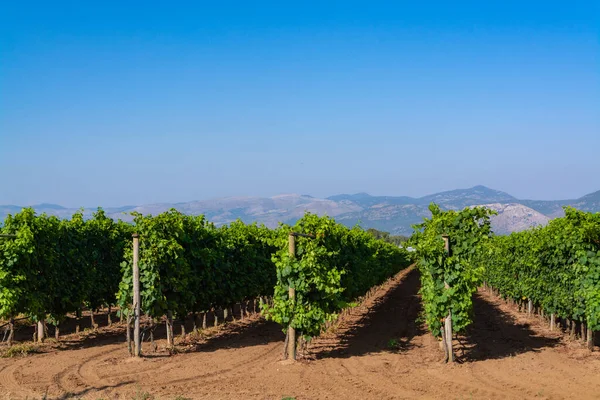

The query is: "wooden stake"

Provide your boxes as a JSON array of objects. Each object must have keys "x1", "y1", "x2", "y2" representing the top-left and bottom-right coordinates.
[
  {"x1": 55, "y1": 324, "x2": 60, "y2": 341},
  {"x1": 439, "y1": 331, "x2": 448, "y2": 359},
  {"x1": 132, "y1": 233, "x2": 141, "y2": 357},
  {"x1": 150, "y1": 318, "x2": 156, "y2": 352},
  {"x1": 37, "y1": 319, "x2": 45, "y2": 343},
  {"x1": 166, "y1": 311, "x2": 174, "y2": 348},
  {"x1": 587, "y1": 322, "x2": 594, "y2": 351},
  {"x1": 550, "y1": 314, "x2": 556, "y2": 331},
  {"x1": 442, "y1": 235, "x2": 453, "y2": 363},
  {"x1": 76, "y1": 308, "x2": 81, "y2": 333},
  {"x1": 287, "y1": 232, "x2": 297, "y2": 361},
  {"x1": 283, "y1": 330, "x2": 289, "y2": 359},
  {"x1": 7, "y1": 317, "x2": 14, "y2": 347},
  {"x1": 444, "y1": 311, "x2": 453, "y2": 362},
  {"x1": 126, "y1": 313, "x2": 132, "y2": 355},
  {"x1": 202, "y1": 312, "x2": 207, "y2": 329},
  {"x1": 90, "y1": 309, "x2": 97, "y2": 329},
  {"x1": 107, "y1": 305, "x2": 112, "y2": 326}
]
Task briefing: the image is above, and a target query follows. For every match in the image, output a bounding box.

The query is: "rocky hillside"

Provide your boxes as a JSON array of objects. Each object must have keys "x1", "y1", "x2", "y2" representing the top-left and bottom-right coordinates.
[
  {"x1": 2, "y1": 186, "x2": 599, "y2": 235},
  {"x1": 481, "y1": 203, "x2": 550, "y2": 235}
]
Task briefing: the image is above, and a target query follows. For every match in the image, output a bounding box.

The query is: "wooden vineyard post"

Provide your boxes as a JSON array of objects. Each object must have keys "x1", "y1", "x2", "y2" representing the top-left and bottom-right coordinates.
[
  {"x1": 126, "y1": 314, "x2": 132, "y2": 355},
  {"x1": 132, "y1": 233, "x2": 141, "y2": 357},
  {"x1": 7, "y1": 317, "x2": 14, "y2": 347},
  {"x1": 37, "y1": 320, "x2": 45, "y2": 343},
  {"x1": 442, "y1": 234, "x2": 453, "y2": 363},
  {"x1": 528, "y1": 299, "x2": 533, "y2": 316},
  {"x1": 287, "y1": 232, "x2": 297, "y2": 361},
  {"x1": 76, "y1": 307, "x2": 81, "y2": 333},
  {"x1": 166, "y1": 311, "x2": 174, "y2": 348}
]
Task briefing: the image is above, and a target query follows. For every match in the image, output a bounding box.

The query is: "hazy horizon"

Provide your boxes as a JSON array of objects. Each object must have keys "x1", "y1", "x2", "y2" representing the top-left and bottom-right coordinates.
[
  {"x1": 2, "y1": 2, "x2": 598, "y2": 207},
  {"x1": 2, "y1": 184, "x2": 598, "y2": 209}
]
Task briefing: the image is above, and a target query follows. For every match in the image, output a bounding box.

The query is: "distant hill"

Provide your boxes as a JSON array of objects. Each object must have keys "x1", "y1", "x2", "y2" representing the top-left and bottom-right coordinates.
[{"x1": 2, "y1": 186, "x2": 599, "y2": 235}]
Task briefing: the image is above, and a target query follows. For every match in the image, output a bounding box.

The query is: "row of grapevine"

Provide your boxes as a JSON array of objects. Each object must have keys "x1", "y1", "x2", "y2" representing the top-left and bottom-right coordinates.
[
  {"x1": 116, "y1": 210, "x2": 278, "y2": 347},
  {"x1": 0, "y1": 208, "x2": 131, "y2": 343},
  {"x1": 410, "y1": 204, "x2": 495, "y2": 361},
  {"x1": 262, "y1": 213, "x2": 411, "y2": 358},
  {"x1": 1, "y1": 207, "x2": 411, "y2": 355},
  {"x1": 479, "y1": 207, "x2": 600, "y2": 347}
]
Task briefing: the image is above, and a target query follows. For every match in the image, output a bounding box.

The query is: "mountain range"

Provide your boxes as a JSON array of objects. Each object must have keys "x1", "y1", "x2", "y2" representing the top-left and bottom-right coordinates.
[{"x1": 2, "y1": 185, "x2": 599, "y2": 235}]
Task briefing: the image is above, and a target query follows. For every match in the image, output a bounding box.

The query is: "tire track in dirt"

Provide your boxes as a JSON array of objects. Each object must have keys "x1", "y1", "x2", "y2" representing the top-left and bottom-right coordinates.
[
  {"x1": 150, "y1": 346, "x2": 289, "y2": 399},
  {"x1": 0, "y1": 359, "x2": 41, "y2": 398},
  {"x1": 77, "y1": 346, "x2": 166, "y2": 385},
  {"x1": 468, "y1": 363, "x2": 540, "y2": 398},
  {"x1": 144, "y1": 342, "x2": 282, "y2": 390},
  {"x1": 4, "y1": 265, "x2": 600, "y2": 399},
  {"x1": 52, "y1": 318, "x2": 285, "y2": 397},
  {"x1": 53, "y1": 345, "x2": 124, "y2": 394}
]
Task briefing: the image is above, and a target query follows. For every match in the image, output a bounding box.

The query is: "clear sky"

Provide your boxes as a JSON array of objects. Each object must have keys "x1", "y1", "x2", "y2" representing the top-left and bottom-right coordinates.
[{"x1": 1, "y1": 1, "x2": 598, "y2": 207}]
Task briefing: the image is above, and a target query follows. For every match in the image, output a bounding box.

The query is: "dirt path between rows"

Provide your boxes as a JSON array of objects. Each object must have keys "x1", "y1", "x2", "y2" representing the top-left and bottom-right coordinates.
[{"x1": 1, "y1": 268, "x2": 600, "y2": 399}]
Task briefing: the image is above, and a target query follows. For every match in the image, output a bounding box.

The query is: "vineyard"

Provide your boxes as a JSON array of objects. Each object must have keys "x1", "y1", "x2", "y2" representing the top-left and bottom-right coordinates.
[
  {"x1": 479, "y1": 207, "x2": 600, "y2": 348},
  {"x1": 410, "y1": 204, "x2": 496, "y2": 361},
  {"x1": 1, "y1": 205, "x2": 600, "y2": 399},
  {"x1": 0, "y1": 208, "x2": 410, "y2": 355},
  {"x1": 0, "y1": 208, "x2": 132, "y2": 344}
]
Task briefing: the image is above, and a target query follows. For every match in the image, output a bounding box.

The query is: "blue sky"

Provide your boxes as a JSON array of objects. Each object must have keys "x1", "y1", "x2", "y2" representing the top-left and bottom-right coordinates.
[{"x1": 1, "y1": 1, "x2": 598, "y2": 207}]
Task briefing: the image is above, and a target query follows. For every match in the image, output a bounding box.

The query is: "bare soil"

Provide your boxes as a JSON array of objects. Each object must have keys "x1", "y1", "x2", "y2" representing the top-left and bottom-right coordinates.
[{"x1": 1, "y1": 268, "x2": 600, "y2": 400}]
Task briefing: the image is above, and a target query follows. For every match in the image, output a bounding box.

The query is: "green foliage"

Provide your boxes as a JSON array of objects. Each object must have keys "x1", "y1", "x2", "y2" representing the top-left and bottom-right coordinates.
[
  {"x1": 0, "y1": 208, "x2": 131, "y2": 325},
  {"x1": 117, "y1": 210, "x2": 277, "y2": 321},
  {"x1": 480, "y1": 207, "x2": 600, "y2": 330},
  {"x1": 262, "y1": 213, "x2": 410, "y2": 339},
  {"x1": 1, "y1": 207, "x2": 409, "y2": 343},
  {"x1": 411, "y1": 204, "x2": 495, "y2": 337}
]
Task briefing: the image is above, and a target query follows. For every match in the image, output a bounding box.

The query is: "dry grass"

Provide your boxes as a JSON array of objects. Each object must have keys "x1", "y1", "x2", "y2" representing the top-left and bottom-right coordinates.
[{"x1": 1, "y1": 343, "x2": 40, "y2": 358}]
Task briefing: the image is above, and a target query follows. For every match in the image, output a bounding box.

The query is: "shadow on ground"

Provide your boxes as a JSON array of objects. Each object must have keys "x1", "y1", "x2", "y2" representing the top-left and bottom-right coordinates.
[
  {"x1": 309, "y1": 268, "x2": 425, "y2": 360},
  {"x1": 458, "y1": 292, "x2": 561, "y2": 362},
  {"x1": 2, "y1": 306, "x2": 284, "y2": 357}
]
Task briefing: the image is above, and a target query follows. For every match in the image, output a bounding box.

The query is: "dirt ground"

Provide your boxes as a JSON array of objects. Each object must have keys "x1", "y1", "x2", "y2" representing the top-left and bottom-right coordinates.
[{"x1": 1, "y1": 268, "x2": 600, "y2": 400}]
